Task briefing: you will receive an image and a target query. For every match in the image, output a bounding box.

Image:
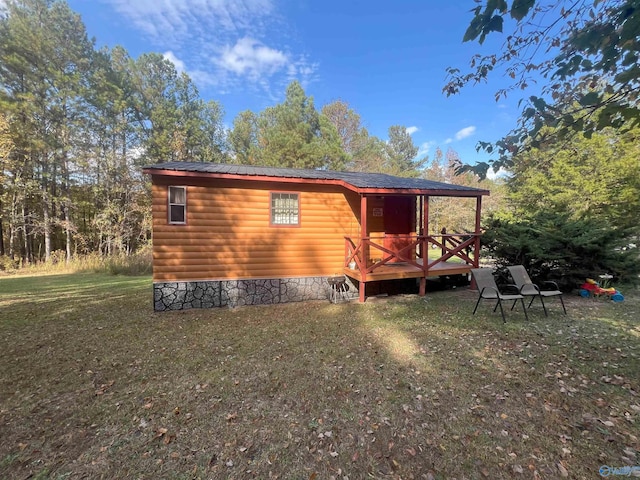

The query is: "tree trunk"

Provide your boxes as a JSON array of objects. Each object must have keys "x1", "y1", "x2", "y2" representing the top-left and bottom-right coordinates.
[
  {"x1": 43, "y1": 189, "x2": 51, "y2": 262},
  {"x1": 65, "y1": 203, "x2": 72, "y2": 262},
  {"x1": 22, "y1": 203, "x2": 32, "y2": 264},
  {"x1": 0, "y1": 215, "x2": 4, "y2": 257},
  {"x1": 9, "y1": 192, "x2": 18, "y2": 259}
]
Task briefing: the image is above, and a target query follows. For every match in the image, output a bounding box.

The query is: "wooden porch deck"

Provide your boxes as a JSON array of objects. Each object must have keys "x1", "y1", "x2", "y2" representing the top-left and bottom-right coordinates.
[
  {"x1": 344, "y1": 258, "x2": 472, "y2": 282},
  {"x1": 343, "y1": 233, "x2": 480, "y2": 301}
]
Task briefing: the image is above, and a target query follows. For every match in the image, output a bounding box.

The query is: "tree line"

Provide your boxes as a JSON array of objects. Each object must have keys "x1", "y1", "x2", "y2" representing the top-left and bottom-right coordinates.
[
  {"x1": 0, "y1": 0, "x2": 229, "y2": 263},
  {"x1": 2, "y1": 0, "x2": 487, "y2": 266}
]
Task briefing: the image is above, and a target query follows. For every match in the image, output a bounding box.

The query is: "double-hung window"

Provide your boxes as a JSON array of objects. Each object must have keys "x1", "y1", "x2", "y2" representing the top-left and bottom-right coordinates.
[
  {"x1": 168, "y1": 186, "x2": 186, "y2": 224},
  {"x1": 270, "y1": 192, "x2": 299, "y2": 226}
]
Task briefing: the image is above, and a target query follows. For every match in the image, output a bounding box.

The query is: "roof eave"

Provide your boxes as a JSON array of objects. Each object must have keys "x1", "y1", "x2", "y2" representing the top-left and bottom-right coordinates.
[
  {"x1": 357, "y1": 187, "x2": 490, "y2": 196},
  {"x1": 142, "y1": 167, "x2": 490, "y2": 197},
  {"x1": 142, "y1": 167, "x2": 361, "y2": 193}
]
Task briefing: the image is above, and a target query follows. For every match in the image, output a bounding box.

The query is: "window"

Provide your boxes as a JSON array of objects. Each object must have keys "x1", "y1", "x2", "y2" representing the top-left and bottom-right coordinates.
[
  {"x1": 168, "y1": 186, "x2": 186, "y2": 224},
  {"x1": 270, "y1": 192, "x2": 299, "y2": 226}
]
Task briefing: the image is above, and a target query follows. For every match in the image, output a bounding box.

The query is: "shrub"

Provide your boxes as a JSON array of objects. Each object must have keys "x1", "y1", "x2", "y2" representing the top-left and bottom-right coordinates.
[
  {"x1": 105, "y1": 251, "x2": 152, "y2": 276},
  {"x1": 0, "y1": 250, "x2": 152, "y2": 277},
  {"x1": 482, "y1": 212, "x2": 640, "y2": 291},
  {"x1": 0, "y1": 255, "x2": 20, "y2": 272}
]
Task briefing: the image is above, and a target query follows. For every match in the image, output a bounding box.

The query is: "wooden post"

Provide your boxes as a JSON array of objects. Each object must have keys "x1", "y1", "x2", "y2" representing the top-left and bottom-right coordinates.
[
  {"x1": 419, "y1": 277, "x2": 426, "y2": 296},
  {"x1": 474, "y1": 196, "x2": 482, "y2": 268},
  {"x1": 469, "y1": 195, "x2": 483, "y2": 291},
  {"x1": 359, "y1": 195, "x2": 368, "y2": 302},
  {"x1": 423, "y1": 195, "x2": 429, "y2": 268},
  {"x1": 417, "y1": 196, "x2": 423, "y2": 259},
  {"x1": 420, "y1": 195, "x2": 429, "y2": 296}
]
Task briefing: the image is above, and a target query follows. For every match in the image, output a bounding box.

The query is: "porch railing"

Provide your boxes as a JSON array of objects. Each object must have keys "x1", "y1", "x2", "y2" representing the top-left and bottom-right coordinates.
[{"x1": 344, "y1": 233, "x2": 481, "y2": 276}]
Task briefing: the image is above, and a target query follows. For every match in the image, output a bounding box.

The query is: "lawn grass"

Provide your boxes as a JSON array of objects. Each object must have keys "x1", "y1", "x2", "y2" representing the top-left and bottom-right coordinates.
[{"x1": 0, "y1": 273, "x2": 638, "y2": 479}]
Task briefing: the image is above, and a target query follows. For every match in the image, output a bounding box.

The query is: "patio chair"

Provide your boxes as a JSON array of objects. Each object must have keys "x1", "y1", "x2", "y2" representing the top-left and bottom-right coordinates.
[
  {"x1": 471, "y1": 268, "x2": 529, "y2": 323},
  {"x1": 506, "y1": 265, "x2": 566, "y2": 316}
]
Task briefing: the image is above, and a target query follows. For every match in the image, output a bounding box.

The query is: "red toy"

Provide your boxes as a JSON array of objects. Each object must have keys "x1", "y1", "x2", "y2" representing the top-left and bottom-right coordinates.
[{"x1": 579, "y1": 278, "x2": 624, "y2": 302}]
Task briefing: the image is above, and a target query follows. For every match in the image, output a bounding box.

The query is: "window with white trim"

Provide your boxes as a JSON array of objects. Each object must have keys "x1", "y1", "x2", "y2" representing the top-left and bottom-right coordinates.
[
  {"x1": 168, "y1": 186, "x2": 186, "y2": 224},
  {"x1": 270, "y1": 192, "x2": 299, "y2": 226}
]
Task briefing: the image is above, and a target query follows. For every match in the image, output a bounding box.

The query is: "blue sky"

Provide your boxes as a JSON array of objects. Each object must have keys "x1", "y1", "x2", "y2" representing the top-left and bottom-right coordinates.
[{"x1": 65, "y1": 0, "x2": 537, "y2": 170}]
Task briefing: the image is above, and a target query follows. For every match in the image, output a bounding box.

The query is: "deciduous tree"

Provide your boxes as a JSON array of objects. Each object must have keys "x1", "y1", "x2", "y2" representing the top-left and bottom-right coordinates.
[{"x1": 445, "y1": 0, "x2": 640, "y2": 176}]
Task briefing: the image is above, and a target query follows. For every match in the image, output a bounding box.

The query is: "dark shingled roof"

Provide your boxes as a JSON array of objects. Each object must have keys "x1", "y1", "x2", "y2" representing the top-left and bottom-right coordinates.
[{"x1": 143, "y1": 161, "x2": 489, "y2": 195}]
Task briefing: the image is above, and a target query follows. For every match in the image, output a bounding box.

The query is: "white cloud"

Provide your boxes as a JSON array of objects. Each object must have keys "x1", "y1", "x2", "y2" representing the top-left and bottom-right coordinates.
[
  {"x1": 101, "y1": 0, "x2": 317, "y2": 95},
  {"x1": 444, "y1": 138, "x2": 453, "y2": 144},
  {"x1": 218, "y1": 37, "x2": 288, "y2": 80},
  {"x1": 417, "y1": 141, "x2": 436, "y2": 157},
  {"x1": 102, "y1": 0, "x2": 274, "y2": 42},
  {"x1": 486, "y1": 167, "x2": 510, "y2": 180},
  {"x1": 455, "y1": 126, "x2": 476, "y2": 141},
  {"x1": 163, "y1": 51, "x2": 185, "y2": 73},
  {"x1": 406, "y1": 126, "x2": 419, "y2": 135}
]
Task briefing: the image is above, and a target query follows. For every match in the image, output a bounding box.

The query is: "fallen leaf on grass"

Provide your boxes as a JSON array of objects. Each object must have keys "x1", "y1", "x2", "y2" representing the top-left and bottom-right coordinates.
[
  {"x1": 154, "y1": 427, "x2": 173, "y2": 444},
  {"x1": 557, "y1": 462, "x2": 569, "y2": 477},
  {"x1": 95, "y1": 380, "x2": 115, "y2": 396}
]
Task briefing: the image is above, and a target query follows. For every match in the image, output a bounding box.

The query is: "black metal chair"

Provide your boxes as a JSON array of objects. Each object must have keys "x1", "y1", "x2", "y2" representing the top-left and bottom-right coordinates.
[
  {"x1": 471, "y1": 268, "x2": 529, "y2": 322},
  {"x1": 507, "y1": 265, "x2": 566, "y2": 316}
]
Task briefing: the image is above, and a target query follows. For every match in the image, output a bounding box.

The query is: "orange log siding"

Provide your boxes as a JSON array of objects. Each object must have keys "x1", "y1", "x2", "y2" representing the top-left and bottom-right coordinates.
[{"x1": 152, "y1": 177, "x2": 361, "y2": 282}]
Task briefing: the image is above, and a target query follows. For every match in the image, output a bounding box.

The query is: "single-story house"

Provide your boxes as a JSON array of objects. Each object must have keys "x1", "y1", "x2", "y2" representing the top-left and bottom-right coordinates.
[{"x1": 142, "y1": 162, "x2": 490, "y2": 310}]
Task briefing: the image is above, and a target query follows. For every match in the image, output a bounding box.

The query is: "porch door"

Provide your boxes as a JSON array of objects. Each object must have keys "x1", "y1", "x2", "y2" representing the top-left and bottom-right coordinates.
[{"x1": 383, "y1": 196, "x2": 415, "y2": 262}]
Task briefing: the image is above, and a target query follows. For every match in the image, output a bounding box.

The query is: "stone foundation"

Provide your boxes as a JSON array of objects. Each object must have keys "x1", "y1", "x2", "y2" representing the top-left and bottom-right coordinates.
[{"x1": 153, "y1": 277, "x2": 356, "y2": 311}]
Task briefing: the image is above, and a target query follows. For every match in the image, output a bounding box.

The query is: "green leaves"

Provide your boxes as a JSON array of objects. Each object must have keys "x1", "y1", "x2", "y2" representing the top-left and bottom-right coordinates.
[
  {"x1": 386, "y1": 125, "x2": 420, "y2": 176},
  {"x1": 464, "y1": 14, "x2": 504, "y2": 44},
  {"x1": 510, "y1": 0, "x2": 535, "y2": 21},
  {"x1": 449, "y1": 0, "x2": 640, "y2": 176},
  {"x1": 500, "y1": 125, "x2": 640, "y2": 285},
  {"x1": 578, "y1": 92, "x2": 601, "y2": 107},
  {"x1": 463, "y1": 0, "x2": 533, "y2": 43}
]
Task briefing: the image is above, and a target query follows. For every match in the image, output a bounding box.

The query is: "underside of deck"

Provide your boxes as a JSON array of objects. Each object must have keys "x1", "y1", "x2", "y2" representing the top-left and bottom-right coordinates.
[{"x1": 344, "y1": 259, "x2": 472, "y2": 282}]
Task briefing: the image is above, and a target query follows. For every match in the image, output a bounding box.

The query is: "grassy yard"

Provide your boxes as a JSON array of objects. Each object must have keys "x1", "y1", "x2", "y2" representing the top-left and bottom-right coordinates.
[{"x1": 0, "y1": 274, "x2": 638, "y2": 479}]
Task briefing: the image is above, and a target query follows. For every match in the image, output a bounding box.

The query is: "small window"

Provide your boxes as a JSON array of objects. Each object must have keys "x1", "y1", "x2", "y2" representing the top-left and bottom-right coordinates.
[
  {"x1": 271, "y1": 192, "x2": 299, "y2": 226},
  {"x1": 168, "y1": 186, "x2": 186, "y2": 224}
]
